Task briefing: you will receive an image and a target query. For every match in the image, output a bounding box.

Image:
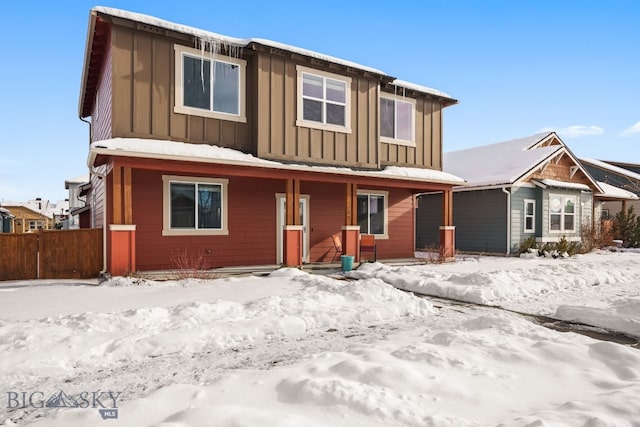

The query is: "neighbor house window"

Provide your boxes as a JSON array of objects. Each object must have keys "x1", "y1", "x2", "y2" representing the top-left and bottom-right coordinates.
[
  {"x1": 357, "y1": 190, "x2": 388, "y2": 238},
  {"x1": 162, "y1": 175, "x2": 229, "y2": 236},
  {"x1": 380, "y1": 94, "x2": 416, "y2": 146},
  {"x1": 28, "y1": 220, "x2": 44, "y2": 230},
  {"x1": 549, "y1": 194, "x2": 576, "y2": 232},
  {"x1": 524, "y1": 199, "x2": 535, "y2": 233},
  {"x1": 174, "y1": 45, "x2": 246, "y2": 122},
  {"x1": 296, "y1": 65, "x2": 351, "y2": 133}
]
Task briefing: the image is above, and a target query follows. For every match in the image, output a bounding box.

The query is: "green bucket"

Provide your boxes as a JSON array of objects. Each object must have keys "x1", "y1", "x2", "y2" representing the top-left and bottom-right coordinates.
[{"x1": 340, "y1": 255, "x2": 354, "y2": 272}]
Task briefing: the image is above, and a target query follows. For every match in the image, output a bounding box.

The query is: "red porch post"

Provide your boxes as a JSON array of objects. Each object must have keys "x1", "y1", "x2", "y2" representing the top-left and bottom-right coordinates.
[
  {"x1": 439, "y1": 189, "x2": 455, "y2": 260},
  {"x1": 283, "y1": 178, "x2": 303, "y2": 267},
  {"x1": 342, "y1": 182, "x2": 360, "y2": 261},
  {"x1": 108, "y1": 165, "x2": 137, "y2": 275}
]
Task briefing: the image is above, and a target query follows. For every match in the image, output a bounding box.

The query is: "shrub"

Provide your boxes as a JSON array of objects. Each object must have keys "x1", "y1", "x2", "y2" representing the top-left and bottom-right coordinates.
[
  {"x1": 170, "y1": 249, "x2": 218, "y2": 280},
  {"x1": 612, "y1": 206, "x2": 640, "y2": 248},
  {"x1": 518, "y1": 236, "x2": 539, "y2": 254}
]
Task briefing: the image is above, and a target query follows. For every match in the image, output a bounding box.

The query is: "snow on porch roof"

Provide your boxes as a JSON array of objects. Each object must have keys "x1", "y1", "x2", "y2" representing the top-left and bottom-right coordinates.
[
  {"x1": 596, "y1": 181, "x2": 639, "y2": 200},
  {"x1": 88, "y1": 138, "x2": 465, "y2": 186},
  {"x1": 90, "y1": 7, "x2": 456, "y2": 102}
]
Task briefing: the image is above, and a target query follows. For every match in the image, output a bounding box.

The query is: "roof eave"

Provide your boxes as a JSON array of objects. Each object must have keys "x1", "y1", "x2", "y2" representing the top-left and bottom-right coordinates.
[{"x1": 78, "y1": 10, "x2": 98, "y2": 118}]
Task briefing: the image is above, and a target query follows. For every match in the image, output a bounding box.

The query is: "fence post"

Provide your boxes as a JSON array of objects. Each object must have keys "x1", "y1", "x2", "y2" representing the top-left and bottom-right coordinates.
[{"x1": 37, "y1": 228, "x2": 44, "y2": 279}]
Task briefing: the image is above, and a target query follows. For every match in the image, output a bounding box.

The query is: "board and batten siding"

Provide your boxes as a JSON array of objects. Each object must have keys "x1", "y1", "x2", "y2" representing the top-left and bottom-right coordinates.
[
  {"x1": 255, "y1": 52, "x2": 379, "y2": 168},
  {"x1": 379, "y1": 96, "x2": 444, "y2": 170},
  {"x1": 109, "y1": 25, "x2": 254, "y2": 153}
]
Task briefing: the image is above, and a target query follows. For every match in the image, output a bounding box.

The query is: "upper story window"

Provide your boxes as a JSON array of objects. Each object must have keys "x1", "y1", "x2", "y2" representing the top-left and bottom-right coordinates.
[
  {"x1": 296, "y1": 65, "x2": 351, "y2": 133},
  {"x1": 174, "y1": 45, "x2": 246, "y2": 123},
  {"x1": 380, "y1": 94, "x2": 416, "y2": 146},
  {"x1": 162, "y1": 175, "x2": 229, "y2": 236},
  {"x1": 549, "y1": 194, "x2": 576, "y2": 233}
]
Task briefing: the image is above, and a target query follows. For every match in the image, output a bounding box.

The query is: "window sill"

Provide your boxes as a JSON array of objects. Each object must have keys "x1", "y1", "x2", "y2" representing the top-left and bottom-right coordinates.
[
  {"x1": 162, "y1": 229, "x2": 229, "y2": 236},
  {"x1": 296, "y1": 119, "x2": 351, "y2": 134},
  {"x1": 380, "y1": 136, "x2": 416, "y2": 147},
  {"x1": 174, "y1": 106, "x2": 247, "y2": 123}
]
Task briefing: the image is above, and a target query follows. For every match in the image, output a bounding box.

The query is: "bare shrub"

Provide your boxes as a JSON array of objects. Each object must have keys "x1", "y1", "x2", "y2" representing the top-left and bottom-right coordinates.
[
  {"x1": 581, "y1": 222, "x2": 614, "y2": 252},
  {"x1": 170, "y1": 249, "x2": 219, "y2": 280}
]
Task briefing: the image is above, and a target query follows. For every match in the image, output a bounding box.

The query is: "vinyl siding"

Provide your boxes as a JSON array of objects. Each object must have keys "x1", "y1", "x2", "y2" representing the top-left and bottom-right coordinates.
[{"x1": 510, "y1": 186, "x2": 541, "y2": 251}]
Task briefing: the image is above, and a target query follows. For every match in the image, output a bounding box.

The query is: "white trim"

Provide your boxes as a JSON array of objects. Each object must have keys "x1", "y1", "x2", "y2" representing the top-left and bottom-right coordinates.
[
  {"x1": 357, "y1": 189, "x2": 389, "y2": 240},
  {"x1": 174, "y1": 44, "x2": 247, "y2": 123},
  {"x1": 109, "y1": 224, "x2": 136, "y2": 231},
  {"x1": 275, "y1": 194, "x2": 310, "y2": 264},
  {"x1": 341, "y1": 225, "x2": 361, "y2": 231},
  {"x1": 439, "y1": 226, "x2": 456, "y2": 230},
  {"x1": 524, "y1": 199, "x2": 535, "y2": 233},
  {"x1": 296, "y1": 65, "x2": 351, "y2": 134},
  {"x1": 380, "y1": 93, "x2": 416, "y2": 146},
  {"x1": 537, "y1": 236, "x2": 581, "y2": 243},
  {"x1": 162, "y1": 175, "x2": 229, "y2": 236}
]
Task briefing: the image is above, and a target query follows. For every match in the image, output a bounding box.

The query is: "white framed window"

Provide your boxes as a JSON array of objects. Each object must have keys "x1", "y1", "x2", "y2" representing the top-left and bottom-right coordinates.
[
  {"x1": 380, "y1": 94, "x2": 416, "y2": 146},
  {"x1": 174, "y1": 45, "x2": 246, "y2": 123},
  {"x1": 162, "y1": 175, "x2": 229, "y2": 236},
  {"x1": 524, "y1": 199, "x2": 535, "y2": 233},
  {"x1": 28, "y1": 220, "x2": 44, "y2": 230},
  {"x1": 296, "y1": 65, "x2": 351, "y2": 133},
  {"x1": 357, "y1": 190, "x2": 388, "y2": 239},
  {"x1": 549, "y1": 194, "x2": 576, "y2": 233}
]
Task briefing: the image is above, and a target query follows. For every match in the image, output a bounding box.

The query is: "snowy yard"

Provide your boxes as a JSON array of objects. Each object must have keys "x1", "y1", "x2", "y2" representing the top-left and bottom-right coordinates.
[{"x1": 1, "y1": 250, "x2": 640, "y2": 426}]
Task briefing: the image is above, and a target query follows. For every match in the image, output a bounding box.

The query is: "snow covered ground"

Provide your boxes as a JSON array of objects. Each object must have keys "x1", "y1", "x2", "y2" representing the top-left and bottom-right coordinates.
[{"x1": 1, "y1": 250, "x2": 639, "y2": 426}]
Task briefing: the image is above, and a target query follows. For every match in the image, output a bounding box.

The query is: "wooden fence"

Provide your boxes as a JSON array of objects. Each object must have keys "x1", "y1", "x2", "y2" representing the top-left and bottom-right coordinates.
[{"x1": 0, "y1": 228, "x2": 103, "y2": 281}]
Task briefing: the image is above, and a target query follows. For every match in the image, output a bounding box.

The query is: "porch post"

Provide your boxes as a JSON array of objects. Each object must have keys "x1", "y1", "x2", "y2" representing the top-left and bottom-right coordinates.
[
  {"x1": 108, "y1": 165, "x2": 137, "y2": 276},
  {"x1": 283, "y1": 178, "x2": 303, "y2": 267},
  {"x1": 342, "y1": 182, "x2": 360, "y2": 261},
  {"x1": 439, "y1": 189, "x2": 456, "y2": 260}
]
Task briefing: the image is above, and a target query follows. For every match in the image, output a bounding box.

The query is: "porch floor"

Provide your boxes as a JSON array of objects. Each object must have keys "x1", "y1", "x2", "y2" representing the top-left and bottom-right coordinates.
[{"x1": 133, "y1": 257, "x2": 424, "y2": 280}]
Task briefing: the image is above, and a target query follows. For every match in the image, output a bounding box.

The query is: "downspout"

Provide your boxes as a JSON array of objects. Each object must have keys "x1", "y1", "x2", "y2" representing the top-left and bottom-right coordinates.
[
  {"x1": 80, "y1": 116, "x2": 108, "y2": 277},
  {"x1": 502, "y1": 187, "x2": 511, "y2": 255}
]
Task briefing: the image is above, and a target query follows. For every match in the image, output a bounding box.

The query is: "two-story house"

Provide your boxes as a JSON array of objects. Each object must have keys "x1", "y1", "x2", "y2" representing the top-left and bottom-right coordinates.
[{"x1": 79, "y1": 7, "x2": 463, "y2": 276}]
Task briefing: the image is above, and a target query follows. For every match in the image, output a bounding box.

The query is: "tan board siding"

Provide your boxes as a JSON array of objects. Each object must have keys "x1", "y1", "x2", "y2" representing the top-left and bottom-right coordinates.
[
  {"x1": 380, "y1": 97, "x2": 443, "y2": 170},
  {"x1": 256, "y1": 52, "x2": 379, "y2": 168},
  {"x1": 110, "y1": 25, "x2": 253, "y2": 153}
]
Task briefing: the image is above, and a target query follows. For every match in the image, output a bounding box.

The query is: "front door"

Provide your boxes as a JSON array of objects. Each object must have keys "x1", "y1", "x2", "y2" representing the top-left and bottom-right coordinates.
[{"x1": 276, "y1": 194, "x2": 309, "y2": 264}]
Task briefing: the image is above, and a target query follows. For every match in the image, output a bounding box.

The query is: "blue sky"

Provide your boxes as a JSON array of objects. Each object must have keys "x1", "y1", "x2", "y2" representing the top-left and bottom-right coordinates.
[{"x1": 1, "y1": 1, "x2": 638, "y2": 203}]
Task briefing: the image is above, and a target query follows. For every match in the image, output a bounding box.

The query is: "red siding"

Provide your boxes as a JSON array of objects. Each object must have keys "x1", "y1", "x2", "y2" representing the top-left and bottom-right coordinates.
[
  {"x1": 127, "y1": 168, "x2": 416, "y2": 271},
  {"x1": 132, "y1": 170, "x2": 284, "y2": 270}
]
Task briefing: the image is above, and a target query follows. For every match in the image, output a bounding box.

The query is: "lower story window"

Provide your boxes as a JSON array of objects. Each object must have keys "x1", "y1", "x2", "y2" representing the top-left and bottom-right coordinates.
[
  {"x1": 549, "y1": 194, "x2": 575, "y2": 232},
  {"x1": 163, "y1": 175, "x2": 229, "y2": 236},
  {"x1": 357, "y1": 191, "x2": 388, "y2": 237}
]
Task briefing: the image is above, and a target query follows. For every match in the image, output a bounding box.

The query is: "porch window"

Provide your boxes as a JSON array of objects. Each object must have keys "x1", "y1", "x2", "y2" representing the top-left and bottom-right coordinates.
[
  {"x1": 162, "y1": 175, "x2": 229, "y2": 236},
  {"x1": 174, "y1": 45, "x2": 246, "y2": 123},
  {"x1": 549, "y1": 194, "x2": 575, "y2": 232},
  {"x1": 28, "y1": 220, "x2": 44, "y2": 230},
  {"x1": 524, "y1": 199, "x2": 535, "y2": 233},
  {"x1": 380, "y1": 95, "x2": 415, "y2": 146},
  {"x1": 357, "y1": 190, "x2": 388, "y2": 238},
  {"x1": 296, "y1": 65, "x2": 351, "y2": 133}
]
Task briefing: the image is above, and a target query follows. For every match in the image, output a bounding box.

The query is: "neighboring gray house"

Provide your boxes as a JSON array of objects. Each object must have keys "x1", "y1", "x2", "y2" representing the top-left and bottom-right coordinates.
[
  {"x1": 580, "y1": 158, "x2": 640, "y2": 220},
  {"x1": 417, "y1": 132, "x2": 604, "y2": 254},
  {"x1": 0, "y1": 207, "x2": 14, "y2": 233},
  {"x1": 64, "y1": 174, "x2": 90, "y2": 229}
]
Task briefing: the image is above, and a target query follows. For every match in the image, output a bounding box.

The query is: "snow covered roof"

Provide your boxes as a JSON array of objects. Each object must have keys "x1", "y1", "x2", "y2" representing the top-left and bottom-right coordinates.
[
  {"x1": 0, "y1": 207, "x2": 14, "y2": 218},
  {"x1": 84, "y1": 7, "x2": 456, "y2": 109},
  {"x1": 89, "y1": 138, "x2": 465, "y2": 186},
  {"x1": 64, "y1": 173, "x2": 90, "y2": 188},
  {"x1": 444, "y1": 132, "x2": 560, "y2": 188},
  {"x1": 596, "y1": 181, "x2": 639, "y2": 200},
  {"x1": 581, "y1": 158, "x2": 640, "y2": 182},
  {"x1": 444, "y1": 132, "x2": 601, "y2": 193}
]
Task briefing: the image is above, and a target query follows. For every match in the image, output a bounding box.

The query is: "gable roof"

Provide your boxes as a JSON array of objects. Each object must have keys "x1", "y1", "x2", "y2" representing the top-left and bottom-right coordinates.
[
  {"x1": 444, "y1": 132, "x2": 602, "y2": 192},
  {"x1": 79, "y1": 7, "x2": 458, "y2": 118}
]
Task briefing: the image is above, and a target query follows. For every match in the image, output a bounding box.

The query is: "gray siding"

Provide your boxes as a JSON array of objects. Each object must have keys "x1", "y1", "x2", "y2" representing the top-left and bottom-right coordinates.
[
  {"x1": 510, "y1": 186, "x2": 541, "y2": 252},
  {"x1": 453, "y1": 189, "x2": 508, "y2": 253},
  {"x1": 540, "y1": 188, "x2": 590, "y2": 242},
  {"x1": 416, "y1": 193, "x2": 442, "y2": 249}
]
